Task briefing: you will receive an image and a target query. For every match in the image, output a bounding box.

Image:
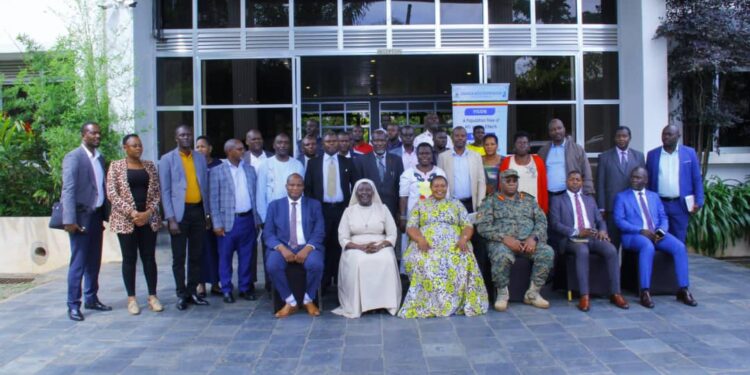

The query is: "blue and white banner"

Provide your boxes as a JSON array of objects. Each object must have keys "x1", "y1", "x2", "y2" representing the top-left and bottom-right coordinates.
[{"x1": 451, "y1": 83, "x2": 510, "y2": 155}]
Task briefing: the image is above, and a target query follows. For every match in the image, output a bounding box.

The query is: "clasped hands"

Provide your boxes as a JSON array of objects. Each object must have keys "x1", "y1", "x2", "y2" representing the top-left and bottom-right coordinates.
[
  {"x1": 502, "y1": 236, "x2": 538, "y2": 254},
  {"x1": 278, "y1": 245, "x2": 313, "y2": 264},
  {"x1": 578, "y1": 228, "x2": 610, "y2": 242},
  {"x1": 130, "y1": 209, "x2": 152, "y2": 227},
  {"x1": 415, "y1": 237, "x2": 470, "y2": 253},
  {"x1": 348, "y1": 241, "x2": 389, "y2": 254}
]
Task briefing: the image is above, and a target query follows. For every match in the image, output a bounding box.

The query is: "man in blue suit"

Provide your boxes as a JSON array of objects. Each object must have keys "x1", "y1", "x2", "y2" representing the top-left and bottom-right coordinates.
[
  {"x1": 159, "y1": 125, "x2": 210, "y2": 310},
  {"x1": 209, "y1": 139, "x2": 261, "y2": 303},
  {"x1": 62, "y1": 122, "x2": 112, "y2": 321},
  {"x1": 614, "y1": 167, "x2": 697, "y2": 308},
  {"x1": 645, "y1": 125, "x2": 704, "y2": 244},
  {"x1": 264, "y1": 173, "x2": 325, "y2": 318}
]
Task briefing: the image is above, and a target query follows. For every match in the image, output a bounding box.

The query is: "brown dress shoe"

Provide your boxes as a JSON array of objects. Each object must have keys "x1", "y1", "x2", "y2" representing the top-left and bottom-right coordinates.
[
  {"x1": 274, "y1": 303, "x2": 298, "y2": 318},
  {"x1": 303, "y1": 302, "x2": 320, "y2": 316},
  {"x1": 676, "y1": 288, "x2": 698, "y2": 307},
  {"x1": 610, "y1": 294, "x2": 629, "y2": 309},
  {"x1": 640, "y1": 290, "x2": 654, "y2": 308},
  {"x1": 577, "y1": 295, "x2": 590, "y2": 312}
]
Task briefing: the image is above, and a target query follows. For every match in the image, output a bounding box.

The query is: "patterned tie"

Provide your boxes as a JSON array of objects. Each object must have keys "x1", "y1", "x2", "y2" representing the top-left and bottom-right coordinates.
[
  {"x1": 638, "y1": 192, "x2": 655, "y2": 231},
  {"x1": 377, "y1": 155, "x2": 385, "y2": 182},
  {"x1": 326, "y1": 156, "x2": 337, "y2": 199},
  {"x1": 620, "y1": 151, "x2": 627, "y2": 166},
  {"x1": 574, "y1": 193, "x2": 586, "y2": 231},
  {"x1": 289, "y1": 202, "x2": 298, "y2": 248}
]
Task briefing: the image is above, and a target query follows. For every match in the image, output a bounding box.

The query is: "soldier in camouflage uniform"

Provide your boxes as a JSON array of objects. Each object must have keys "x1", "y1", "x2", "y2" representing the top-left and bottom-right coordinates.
[{"x1": 475, "y1": 169, "x2": 554, "y2": 311}]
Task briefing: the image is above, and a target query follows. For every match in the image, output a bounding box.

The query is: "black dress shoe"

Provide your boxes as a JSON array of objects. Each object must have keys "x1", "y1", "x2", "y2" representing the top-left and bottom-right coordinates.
[
  {"x1": 223, "y1": 293, "x2": 235, "y2": 303},
  {"x1": 68, "y1": 308, "x2": 84, "y2": 321},
  {"x1": 84, "y1": 300, "x2": 112, "y2": 311},
  {"x1": 640, "y1": 290, "x2": 655, "y2": 308},
  {"x1": 238, "y1": 291, "x2": 257, "y2": 301},
  {"x1": 176, "y1": 298, "x2": 189, "y2": 311},
  {"x1": 210, "y1": 285, "x2": 223, "y2": 296},
  {"x1": 190, "y1": 294, "x2": 210, "y2": 306},
  {"x1": 676, "y1": 288, "x2": 698, "y2": 306}
]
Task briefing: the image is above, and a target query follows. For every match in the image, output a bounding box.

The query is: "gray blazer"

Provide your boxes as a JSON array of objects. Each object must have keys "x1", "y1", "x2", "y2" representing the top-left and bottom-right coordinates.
[
  {"x1": 538, "y1": 136, "x2": 594, "y2": 195},
  {"x1": 159, "y1": 148, "x2": 209, "y2": 222},
  {"x1": 596, "y1": 147, "x2": 645, "y2": 212},
  {"x1": 209, "y1": 160, "x2": 261, "y2": 232},
  {"x1": 61, "y1": 146, "x2": 107, "y2": 225}
]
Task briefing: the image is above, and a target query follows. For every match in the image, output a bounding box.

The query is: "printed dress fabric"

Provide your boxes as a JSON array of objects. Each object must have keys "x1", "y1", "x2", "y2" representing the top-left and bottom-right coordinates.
[{"x1": 398, "y1": 197, "x2": 489, "y2": 318}]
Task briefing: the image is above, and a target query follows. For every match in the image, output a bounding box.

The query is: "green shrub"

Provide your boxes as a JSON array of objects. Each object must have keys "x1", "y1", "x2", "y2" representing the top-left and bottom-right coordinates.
[{"x1": 687, "y1": 176, "x2": 750, "y2": 256}]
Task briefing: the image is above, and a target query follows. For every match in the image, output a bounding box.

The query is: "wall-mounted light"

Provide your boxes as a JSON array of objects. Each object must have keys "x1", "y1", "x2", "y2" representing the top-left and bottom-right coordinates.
[{"x1": 466, "y1": 71, "x2": 472, "y2": 76}]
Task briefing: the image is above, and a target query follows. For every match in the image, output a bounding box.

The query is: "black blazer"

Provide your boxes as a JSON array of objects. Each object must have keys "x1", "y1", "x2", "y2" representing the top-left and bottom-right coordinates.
[
  {"x1": 304, "y1": 154, "x2": 358, "y2": 204},
  {"x1": 354, "y1": 152, "x2": 404, "y2": 220}
]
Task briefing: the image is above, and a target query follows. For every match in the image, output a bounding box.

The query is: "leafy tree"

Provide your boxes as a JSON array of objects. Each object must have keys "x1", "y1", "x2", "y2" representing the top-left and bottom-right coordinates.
[{"x1": 655, "y1": 0, "x2": 750, "y2": 176}]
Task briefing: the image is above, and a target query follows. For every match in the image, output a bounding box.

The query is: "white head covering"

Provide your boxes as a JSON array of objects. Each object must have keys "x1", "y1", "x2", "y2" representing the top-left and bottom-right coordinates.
[{"x1": 349, "y1": 178, "x2": 384, "y2": 207}]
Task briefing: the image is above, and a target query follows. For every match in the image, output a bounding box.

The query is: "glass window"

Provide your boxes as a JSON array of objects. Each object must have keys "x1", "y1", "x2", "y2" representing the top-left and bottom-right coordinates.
[
  {"x1": 584, "y1": 104, "x2": 618, "y2": 153},
  {"x1": 584, "y1": 52, "x2": 619, "y2": 100},
  {"x1": 160, "y1": 0, "x2": 192, "y2": 29},
  {"x1": 344, "y1": 0, "x2": 387, "y2": 25},
  {"x1": 203, "y1": 109, "x2": 292, "y2": 154},
  {"x1": 392, "y1": 0, "x2": 435, "y2": 25},
  {"x1": 198, "y1": 0, "x2": 240, "y2": 28},
  {"x1": 507, "y1": 104, "x2": 575, "y2": 152},
  {"x1": 489, "y1": 56, "x2": 575, "y2": 101},
  {"x1": 247, "y1": 0, "x2": 289, "y2": 27},
  {"x1": 582, "y1": 0, "x2": 617, "y2": 24},
  {"x1": 441, "y1": 0, "x2": 482, "y2": 25},
  {"x1": 489, "y1": 0, "x2": 530, "y2": 24},
  {"x1": 157, "y1": 58, "x2": 193, "y2": 106},
  {"x1": 157, "y1": 111, "x2": 194, "y2": 157},
  {"x1": 718, "y1": 71, "x2": 750, "y2": 147},
  {"x1": 202, "y1": 59, "x2": 292, "y2": 105},
  {"x1": 535, "y1": 0, "x2": 577, "y2": 24},
  {"x1": 295, "y1": 0, "x2": 337, "y2": 26}
]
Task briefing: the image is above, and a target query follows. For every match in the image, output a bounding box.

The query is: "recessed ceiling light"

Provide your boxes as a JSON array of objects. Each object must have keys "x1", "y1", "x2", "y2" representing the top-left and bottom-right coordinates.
[
  {"x1": 370, "y1": 59, "x2": 376, "y2": 63},
  {"x1": 466, "y1": 72, "x2": 472, "y2": 76},
  {"x1": 305, "y1": 86, "x2": 311, "y2": 90},
  {"x1": 369, "y1": 74, "x2": 375, "y2": 78},
  {"x1": 369, "y1": 92, "x2": 373, "y2": 96}
]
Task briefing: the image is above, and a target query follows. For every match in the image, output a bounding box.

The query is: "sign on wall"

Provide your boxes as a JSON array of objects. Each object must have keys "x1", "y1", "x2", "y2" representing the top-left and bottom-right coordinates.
[{"x1": 451, "y1": 83, "x2": 510, "y2": 155}]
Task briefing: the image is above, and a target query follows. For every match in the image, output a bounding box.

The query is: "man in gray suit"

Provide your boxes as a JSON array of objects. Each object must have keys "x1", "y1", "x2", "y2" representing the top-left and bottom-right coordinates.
[
  {"x1": 596, "y1": 126, "x2": 645, "y2": 248},
  {"x1": 62, "y1": 122, "x2": 112, "y2": 321},
  {"x1": 549, "y1": 171, "x2": 628, "y2": 312},
  {"x1": 159, "y1": 125, "x2": 210, "y2": 311},
  {"x1": 210, "y1": 139, "x2": 262, "y2": 303}
]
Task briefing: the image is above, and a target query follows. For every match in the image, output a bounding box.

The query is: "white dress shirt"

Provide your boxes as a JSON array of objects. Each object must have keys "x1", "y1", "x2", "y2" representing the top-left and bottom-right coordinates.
[
  {"x1": 414, "y1": 130, "x2": 454, "y2": 149},
  {"x1": 658, "y1": 145, "x2": 680, "y2": 198},
  {"x1": 246, "y1": 151, "x2": 268, "y2": 170},
  {"x1": 288, "y1": 197, "x2": 306, "y2": 245},
  {"x1": 566, "y1": 190, "x2": 591, "y2": 235},
  {"x1": 400, "y1": 146, "x2": 418, "y2": 171},
  {"x1": 322, "y1": 153, "x2": 344, "y2": 203},
  {"x1": 226, "y1": 160, "x2": 252, "y2": 213},
  {"x1": 632, "y1": 189, "x2": 651, "y2": 230},
  {"x1": 82, "y1": 145, "x2": 105, "y2": 208}
]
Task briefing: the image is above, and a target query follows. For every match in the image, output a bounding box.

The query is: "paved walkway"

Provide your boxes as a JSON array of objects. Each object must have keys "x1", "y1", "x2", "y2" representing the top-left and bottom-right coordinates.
[{"x1": 1, "y1": 242, "x2": 750, "y2": 374}]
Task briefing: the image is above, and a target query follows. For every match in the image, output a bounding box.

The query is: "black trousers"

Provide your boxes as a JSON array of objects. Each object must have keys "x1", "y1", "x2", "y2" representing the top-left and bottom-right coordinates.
[
  {"x1": 458, "y1": 198, "x2": 474, "y2": 213},
  {"x1": 321, "y1": 202, "x2": 346, "y2": 287},
  {"x1": 170, "y1": 203, "x2": 205, "y2": 298},
  {"x1": 117, "y1": 225, "x2": 158, "y2": 296}
]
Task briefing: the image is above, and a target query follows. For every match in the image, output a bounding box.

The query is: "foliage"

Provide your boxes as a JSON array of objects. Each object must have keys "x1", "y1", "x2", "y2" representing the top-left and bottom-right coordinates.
[
  {"x1": 0, "y1": 0, "x2": 125, "y2": 215},
  {"x1": 0, "y1": 116, "x2": 52, "y2": 216},
  {"x1": 687, "y1": 176, "x2": 750, "y2": 257},
  {"x1": 655, "y1": 0, "x2": 750, "y2": 176}
]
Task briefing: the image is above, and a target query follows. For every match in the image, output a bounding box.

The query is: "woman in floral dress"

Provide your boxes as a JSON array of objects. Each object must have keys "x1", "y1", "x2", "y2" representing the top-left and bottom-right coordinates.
[{"x1": 398, "y1": 176, "x2": 489, "y2": 318}]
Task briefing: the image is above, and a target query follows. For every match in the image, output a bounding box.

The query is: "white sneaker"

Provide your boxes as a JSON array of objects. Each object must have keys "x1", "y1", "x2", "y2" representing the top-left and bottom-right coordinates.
[{"x1": 127, "y1": 299, "x2": 141, "y2": 315}]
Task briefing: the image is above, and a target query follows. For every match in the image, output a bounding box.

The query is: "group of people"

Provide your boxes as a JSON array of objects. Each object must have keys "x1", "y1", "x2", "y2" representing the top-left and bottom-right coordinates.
[{"x1": 60, "y1": 115, "x2": 702, "y2": 322}]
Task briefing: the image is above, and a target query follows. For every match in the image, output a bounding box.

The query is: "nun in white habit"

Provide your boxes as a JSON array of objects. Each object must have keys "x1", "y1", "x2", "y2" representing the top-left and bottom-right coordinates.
[{"x1": 332, "y1": 178, "x2": 402, "y2": 318}]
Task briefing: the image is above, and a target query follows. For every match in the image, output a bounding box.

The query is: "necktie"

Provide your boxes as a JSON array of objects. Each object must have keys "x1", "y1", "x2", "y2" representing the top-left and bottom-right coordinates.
[
  {"x1": 289, "y1": 202, "x2": 298, "y2": 248},
  {"x1": 377, "y1": 155, "x2": 385, "y2": 182},
  {"x1": 326, "y1": 157, "x2": 337, "y2": 199},
  {"x1": 574, "y1": 193, "x2": 586, "y2": 231},
  {"x1": 638, "y1": 192, "x2": 655, "y2": 231},
  {"x1": 620, "y1": 151, "x2": 627, "y2": 166}
]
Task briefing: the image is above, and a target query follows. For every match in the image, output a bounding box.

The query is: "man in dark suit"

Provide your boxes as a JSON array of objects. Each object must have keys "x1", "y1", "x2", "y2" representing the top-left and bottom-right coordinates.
[
  {"x1": 304, "y1": 131, "x2": 358, "y2": 290},
  {"x1": 62, "y1": 122, "x2": 112, "y2": 321},
  {"x1": 596, "y1": 126, "x2": 646, "y2": 248},
  {"x1": 549, "y1": 171, "x2": 628, "y2": 312},
  {"x1": 209, "y1": 139, "x2": 261, "y2": 303},
  {"x1": 354, "y1": 129, "x2": 403, "y2": 224},
  {"x1": 159, "y1": 125, "x2": 210, "y2": 311},
  {"x1": 264, "y1": 173, "x2": 325, "y2": 318},
  {"x1": 614, "y1": 167, "x2": 696, "y2": 308},
  {"x1": 645, "y1": 125, "x2": 704, "y2": 244},
  {"x1": 297, "y1": 135, "x2": 318, "y2": 171}
]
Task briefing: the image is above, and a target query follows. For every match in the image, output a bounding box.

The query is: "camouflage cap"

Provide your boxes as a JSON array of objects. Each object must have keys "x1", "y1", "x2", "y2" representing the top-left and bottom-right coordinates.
[{"x1": 500, "y1": 169, "x2": 519, "y2": 178}]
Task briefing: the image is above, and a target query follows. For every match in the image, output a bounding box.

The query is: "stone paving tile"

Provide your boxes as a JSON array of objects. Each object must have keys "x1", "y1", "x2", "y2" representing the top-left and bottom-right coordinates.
[{"x1": 2, "y1": 250, "x2": 750, "y2": 374}]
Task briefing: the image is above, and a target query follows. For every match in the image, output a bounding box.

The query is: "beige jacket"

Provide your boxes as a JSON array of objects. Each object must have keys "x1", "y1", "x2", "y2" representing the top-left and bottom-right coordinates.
[{"x1": 437, "y1": 148, "x2": 487, "y2": 212}]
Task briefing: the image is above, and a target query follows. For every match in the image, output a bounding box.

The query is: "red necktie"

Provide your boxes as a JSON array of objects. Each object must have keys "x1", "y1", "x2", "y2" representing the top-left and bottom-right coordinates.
[{"x1": 574, "y1": 193, "x2": 586, "y2": 231}]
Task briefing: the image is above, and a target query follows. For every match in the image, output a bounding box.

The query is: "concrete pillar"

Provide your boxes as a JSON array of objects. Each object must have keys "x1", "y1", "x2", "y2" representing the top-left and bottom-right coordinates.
[{"x1": 617, "y1": 0, "x2": 668, "y2": 155}]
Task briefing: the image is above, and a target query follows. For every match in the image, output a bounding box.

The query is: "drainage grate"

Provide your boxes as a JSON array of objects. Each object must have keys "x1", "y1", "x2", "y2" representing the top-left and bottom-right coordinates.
[{"x1": 0, "y1": 278, "x2": 34, "y2": 284}]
